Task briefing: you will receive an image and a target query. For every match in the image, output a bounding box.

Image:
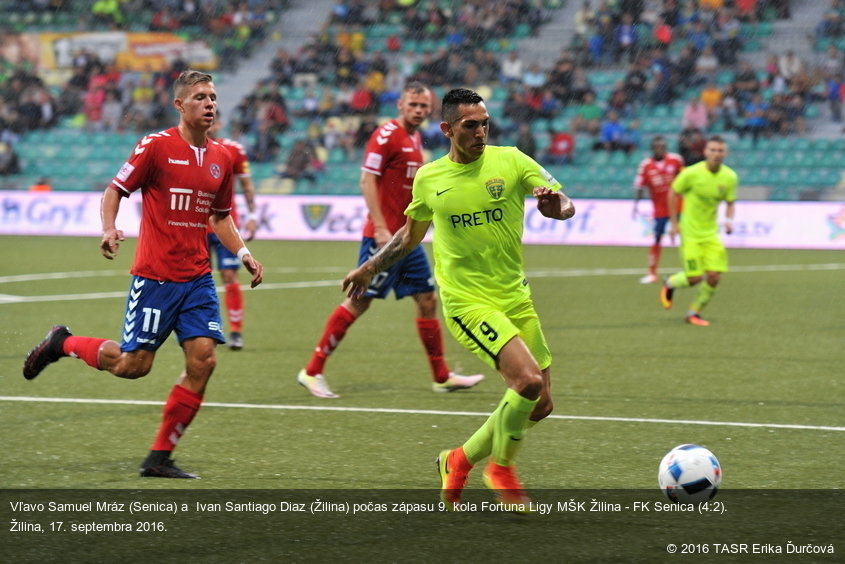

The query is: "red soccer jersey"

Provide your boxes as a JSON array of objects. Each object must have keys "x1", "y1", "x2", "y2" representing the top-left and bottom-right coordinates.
[
  {"x1": 207, "y1": 136, "x2": 250, "y2": 230},
  {"x1": 360, "y1": 118, "x2": 423, "y2": 236},
  {"x1": 111, "y1": 127, "x2": 234, "y2": 282},
  {"x1": 634, "y1": 152, "x2": 684, "y2": 218}
]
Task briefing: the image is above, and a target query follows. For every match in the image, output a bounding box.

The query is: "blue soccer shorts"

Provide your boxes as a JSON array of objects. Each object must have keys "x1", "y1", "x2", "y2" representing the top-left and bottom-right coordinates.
[
  {"x1": 654, "y1": 216, "x2": 670, "y2": 238},
  {"x1": 208, "y1": 233, "x2": 240, "y2": 270},
  {"x1": 356, "y1": 237, "x2": 435, "y2": 299},
  {"x1": 120, "y1": 273, "x2": 225, "y2": 352}
]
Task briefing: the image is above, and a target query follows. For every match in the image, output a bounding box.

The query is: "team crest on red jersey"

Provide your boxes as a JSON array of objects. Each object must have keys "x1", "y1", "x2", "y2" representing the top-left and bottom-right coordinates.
[
  {"x1": 485, "y1": 178, "x2": 505, "y2": 199},
  {"x1": 210, "y1": 163, "x2": 221, "y2": 179}
]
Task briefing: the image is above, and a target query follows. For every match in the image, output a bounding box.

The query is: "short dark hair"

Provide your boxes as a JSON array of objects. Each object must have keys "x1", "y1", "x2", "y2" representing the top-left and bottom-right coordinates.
[
  {"x1": 441, "y1": 88, "x2": 484, "y2": 122},
  {"x1": 403, "y1": 80, "x2": 429, "y2": 95},
  {"x1": 707, "y1": 134, "x2": 727, "y2": 145},
  {"x1": 174, "y1": 69, "x2": 213, "y2": 98}
]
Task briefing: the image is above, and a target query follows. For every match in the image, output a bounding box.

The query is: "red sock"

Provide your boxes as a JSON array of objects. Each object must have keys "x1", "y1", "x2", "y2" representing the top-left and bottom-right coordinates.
[
  {"x1": 225, "y1": 282, "x2": 244, "y2": 332},
  {"x1": 305, "y1": 306, "x2": 357, "y2": 376},
  {"x1": 150, "y1": 385, "x2": 203, "y2": 451},
  {"x1": 648, "y1": 244, "x2": 662, "y2": 276},
  {"x1": 63, "y1": 336, "x2": 109, "y2": 369},
  {"x1": 416, "y1": 318, "x2": 450, "y2": 383}
]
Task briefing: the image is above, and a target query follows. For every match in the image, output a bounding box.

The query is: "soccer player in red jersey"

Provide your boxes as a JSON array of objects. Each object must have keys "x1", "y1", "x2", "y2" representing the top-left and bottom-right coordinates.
[
  {"x1": 22, "y1": 70, "x2": 264, "y2": 479},
  {"x1": 208, "y1": 119, "x2": 258, "y2": 350},
  {"x1": 632, "y1": 136, "x2": 685, "y2": 284},
  {"x1": 297, "y1": 82, "x2": 484, "y2": 398}
]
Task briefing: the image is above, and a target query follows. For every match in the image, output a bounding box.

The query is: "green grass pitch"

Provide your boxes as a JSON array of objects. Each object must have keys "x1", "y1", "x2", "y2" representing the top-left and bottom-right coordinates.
[{"x1": 1, "y1": 235, "x2": 842, "y2": 561}]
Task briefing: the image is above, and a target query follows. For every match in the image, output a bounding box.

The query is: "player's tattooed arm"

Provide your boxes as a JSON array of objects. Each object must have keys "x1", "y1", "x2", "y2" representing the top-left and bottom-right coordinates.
[{"x1": 343, "y1": 218, "x2": 430, "y2": 298}]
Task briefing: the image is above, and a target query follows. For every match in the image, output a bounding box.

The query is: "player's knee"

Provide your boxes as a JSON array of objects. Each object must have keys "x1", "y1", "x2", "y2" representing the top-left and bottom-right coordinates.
[
  {"x1": 415, "y1": 292, "x2": 438, "y2": 317},
  {"x1": 113, "y1": 362, "x2": 152, "y2": 380},
  {"x1": 344, "y1": 297, "x2": 370, "y2": 317},
  {"x1": 706, "y1": 272, "x2": 721, "y2": 286},
  {"x1": 532, "y1": 396, "x2": 554, "y2": 421},
  {"x1": 191, "y1": 352, "x2": 217, "y2": 375},
  {"x1": 515, "y1": 371, "x2": 544, "y2": 400}
]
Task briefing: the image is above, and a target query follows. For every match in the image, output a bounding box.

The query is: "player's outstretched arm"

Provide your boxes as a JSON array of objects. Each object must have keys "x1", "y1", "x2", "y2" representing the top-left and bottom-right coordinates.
[
  {"x1": 534, "y1": 186, "x2": 575, "y2": 220},
  {"x1": 210, "y1": 212, "x2": 264, "y2": 287},
  {"x1": 343, "y1": 217, "x2": 430, "y2": 297},
  {"x1": 100, "y1": 186, "x2": 125, "y2": 260}
]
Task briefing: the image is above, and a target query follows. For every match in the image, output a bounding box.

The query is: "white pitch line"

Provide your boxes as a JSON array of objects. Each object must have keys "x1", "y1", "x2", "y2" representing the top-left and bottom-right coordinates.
[
  {"x1": 0, "y1": 396, "x2": 842, "y2": 432},
  {"x1": 0, "y1": 266, "x2": 348, "y2": 285},
  {"x1": 0, "y1": 279, "x2": 344, "y2": 304},
  {"x1": 2, "y1": 263, "x2": 844, "y2": 305}
]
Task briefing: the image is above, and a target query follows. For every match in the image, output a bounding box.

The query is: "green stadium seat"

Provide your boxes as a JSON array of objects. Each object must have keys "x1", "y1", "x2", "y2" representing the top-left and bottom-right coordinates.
[
  {"x1": 650, "y1": 105, "x2": 671, "y2": 118},
  {"x1": 513, "y1": 23, "x2": 531, "y2": 38}
]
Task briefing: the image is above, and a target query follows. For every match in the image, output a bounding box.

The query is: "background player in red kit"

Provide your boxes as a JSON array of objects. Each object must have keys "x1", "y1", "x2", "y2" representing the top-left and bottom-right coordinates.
[
  {"x1": 632, "y1": 136, "x2": 684, "y2": 284},
  {"x1": 208, "y1": 118, "x2": 258, "y2": 350},
  {"x1": 22, "y1": 70, "x2": 264, "y2": 479},
  {"x1": 297, "y1": 82, "x2": 483, "y2": 398}
]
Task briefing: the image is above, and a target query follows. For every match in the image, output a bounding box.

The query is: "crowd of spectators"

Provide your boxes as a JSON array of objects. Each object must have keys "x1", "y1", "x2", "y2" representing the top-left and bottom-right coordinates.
[
  {"x1": 0, "y1": 0, "x2": 287, "y2": 168},
  {"x1": 226, "y1": 0, "x2": 841, "y2": 173},
  {"x1": 4, "y1": 0, "x2": 844, "y2": 187}
]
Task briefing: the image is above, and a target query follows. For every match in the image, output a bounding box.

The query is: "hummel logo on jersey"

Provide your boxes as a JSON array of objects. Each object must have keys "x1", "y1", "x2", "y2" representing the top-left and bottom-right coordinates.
[
  {"x1": 168, "y1": 158, "x2": 189, "y2": 165},
  {"x1": 436, "y1": 187, "x2": 454, "y2": 196}
]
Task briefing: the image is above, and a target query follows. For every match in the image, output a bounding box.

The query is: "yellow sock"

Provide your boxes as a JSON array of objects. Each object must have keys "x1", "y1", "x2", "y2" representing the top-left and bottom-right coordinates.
[
  {"x1": 491, "y1": 388, "x2": 539, "y2": 467},
  {"x1": 462, "y1": 396, "x2": 506, "y2": 465}
]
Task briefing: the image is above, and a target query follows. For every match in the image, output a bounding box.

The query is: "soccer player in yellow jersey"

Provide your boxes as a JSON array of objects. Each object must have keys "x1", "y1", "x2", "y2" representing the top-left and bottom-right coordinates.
[
  {"x1": 660, "y1": 135, "x2": 737, "y2": 326},
  {"x1": 343, "y1": 88, "x2": 575, "y2": 510}
]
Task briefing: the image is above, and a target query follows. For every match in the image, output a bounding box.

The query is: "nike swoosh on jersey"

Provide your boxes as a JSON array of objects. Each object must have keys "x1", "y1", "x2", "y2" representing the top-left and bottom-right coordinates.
[{"x1": 436, "y1": 188, "x2": 454, "y2": 196}]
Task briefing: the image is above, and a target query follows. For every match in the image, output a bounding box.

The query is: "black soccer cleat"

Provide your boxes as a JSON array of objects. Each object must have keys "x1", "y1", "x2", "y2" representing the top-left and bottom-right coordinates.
[
  {"x1": 228, "y1": 331, "x2": 244, "y2": 351},
  {"x1": 23, "y1": 325, "x2": 72, "y2": 380},
  {"x1": 140, "y1": 458, "x2": 199, "y2": 479}
]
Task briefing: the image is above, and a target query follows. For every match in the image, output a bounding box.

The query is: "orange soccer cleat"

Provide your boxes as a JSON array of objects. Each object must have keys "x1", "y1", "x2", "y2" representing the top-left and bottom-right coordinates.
[
  {"x1": 436, "y1": 447, "x2": 472, "y2": 511},
  {"x1": 482, "y1": 462, "x2": 534, "y2": 513},
  {"x1": 686, "y1": 313, "x2": 711, "y2": 327}
]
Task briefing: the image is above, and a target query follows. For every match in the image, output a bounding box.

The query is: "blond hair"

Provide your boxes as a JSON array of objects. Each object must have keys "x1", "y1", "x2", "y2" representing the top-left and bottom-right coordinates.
[{"x1": 173, "y1": 70, "x2": 213, "y2": 98}]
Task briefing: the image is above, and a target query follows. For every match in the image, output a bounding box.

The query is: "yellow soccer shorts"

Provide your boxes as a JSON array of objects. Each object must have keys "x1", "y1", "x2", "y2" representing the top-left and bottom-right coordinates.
[
  {"x1": 445, "y1": 298, "x2": 551, "y2": 371},
  {"x1": 679, "y1": 236, "x2": 729, "y2": 277}
]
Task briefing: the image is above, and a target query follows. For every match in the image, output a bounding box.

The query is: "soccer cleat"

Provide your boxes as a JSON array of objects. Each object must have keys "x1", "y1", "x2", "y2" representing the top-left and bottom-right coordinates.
[
  {"x1": 436, "y1": 447, "x2": 471, "y2": 511},
  {"x1": 659, "y1": 281, "x2": 674, "y2": 309},
  {"x1": 639, "y1": 273, "x2": 659, "y2": 284},
  {"x1": 432, "y1": 372, "x2": 485, "y2": 393},
  {"x1": 297, "y1": 369, "x2": 340, "y2": 398},
  {"x1": 140, "y1": 458, "x2": 199, "y2": 479},
  {"x1": 686, "y1": 313, "x2": 711, "y2": 327},
  {"x1": 483, "y1": 462, "x2": 533, "y2": 513},
  {"x1": 23, "y1": 325, "x2": 72, "y2": 380},
  {"x1": 228, "y1": 331, "x2": 244, "y2": 350}
]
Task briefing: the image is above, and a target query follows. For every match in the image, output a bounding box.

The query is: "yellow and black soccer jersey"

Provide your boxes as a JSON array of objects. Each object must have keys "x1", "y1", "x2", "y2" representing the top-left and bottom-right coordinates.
[{"x1": 405, "y1": 145, "x2": 561, "y2": 314}]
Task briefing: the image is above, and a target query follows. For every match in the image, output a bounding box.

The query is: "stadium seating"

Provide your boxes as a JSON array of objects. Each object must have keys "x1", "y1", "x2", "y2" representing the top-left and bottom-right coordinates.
[{"x1": 3, "y1": 1, "x2": 842, "y2": 202}]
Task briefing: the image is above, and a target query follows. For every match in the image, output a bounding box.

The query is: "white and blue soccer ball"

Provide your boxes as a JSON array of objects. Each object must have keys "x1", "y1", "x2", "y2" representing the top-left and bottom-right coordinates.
[{"x1": 658, "y1": 444, "x2": 722, "y2": 503}]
